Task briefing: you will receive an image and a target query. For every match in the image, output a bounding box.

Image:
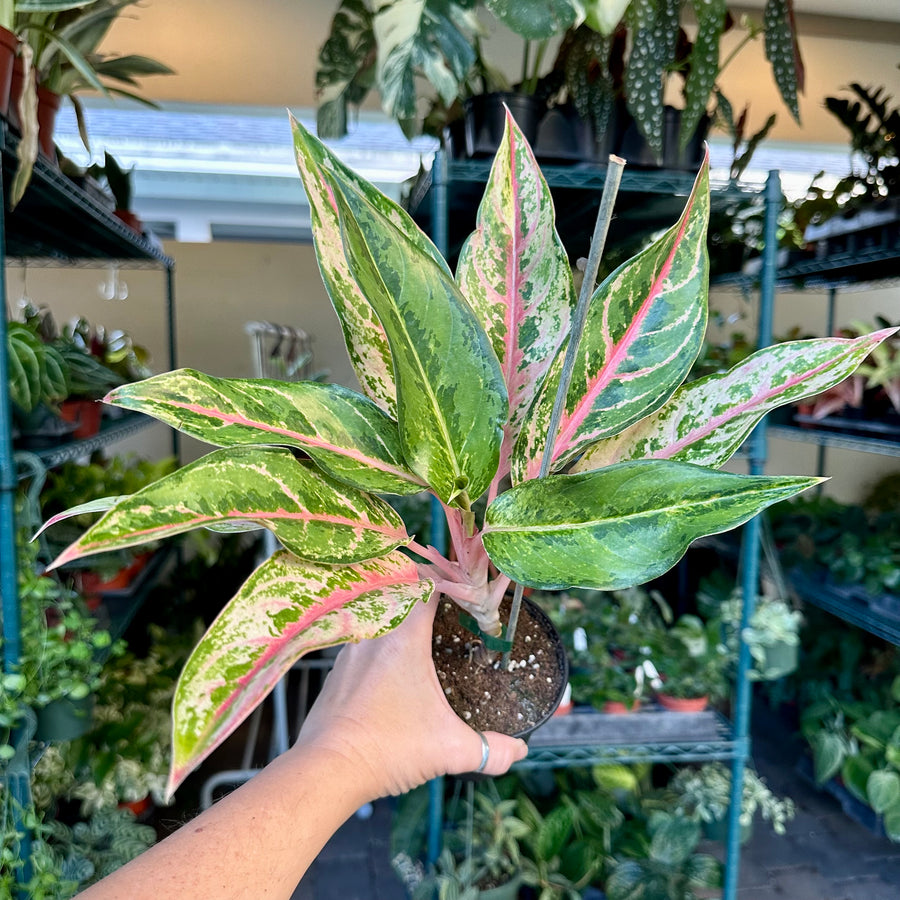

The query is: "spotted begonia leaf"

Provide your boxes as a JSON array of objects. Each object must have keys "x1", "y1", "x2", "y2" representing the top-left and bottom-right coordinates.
[
  {"x1": 168, "y1": 549, "x2": 433, "y2": 794},
  {"x1": 47, "y1": 446, "x2": 408, "y2": 570},
  {"x1": 512, "y1": 153, "x2": 710, "y2": 483},
  {"x1": 764, "y1": 0, "x2": 804, "y2": 123},
  {"x1": 106, "y1": 369, "x2": 427, "y2": 496},
  {"x1": 456, "y1": 111, "x2": 575, "y2": 479},
  {"x1": 572, "y1": 330, "x2": 896, "y2": 471},
  {"x1": 482, "y1": 461, "x2": 821, "y2": 590},
  {"x1": 681, "y1": 0, "x2": 727, "y2": 150}
]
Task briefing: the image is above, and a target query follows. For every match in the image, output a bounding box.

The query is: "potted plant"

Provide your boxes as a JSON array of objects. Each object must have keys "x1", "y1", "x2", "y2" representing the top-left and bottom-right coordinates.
[
  {"x1": 87, "y1": 151, "x2": 141, "y2": 232},
  {"x1": 42, "y1": 112, "x2": 888, "y2": 794},
  {"x1": 10, "y1": 0, "x2": 173, "y2": 206},
  {"x1": 652, "y1": 615, "x2": 731, "y2": 711},
  {"x1": 668, "y1": 761, "x2": 796, "y2": 844}
]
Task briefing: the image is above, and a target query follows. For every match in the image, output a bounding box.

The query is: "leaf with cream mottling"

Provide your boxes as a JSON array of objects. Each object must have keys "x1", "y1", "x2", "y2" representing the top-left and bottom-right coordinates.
[
  {"x1": 168, "y1": 548, "x2": 433, "y2": 794},
  {"x1": 106, "y1": 369, "x2": 427, "y2": 495},
  {"x1": 330, "y1": 173, "x2": 507, "y2": 506},
  {"x1": 291, "y1": 117, "x2": 450, "y2": 416},
  {"x1": 512, "y1": 154, "x2": 710, "y2": 483},
  {"x1": 456, "y1": 111, "x2": 575, "y2": 479},
  {"x1": 47, "y1": 446, "x2": 408, "y2": 570},
  {"x1": 482, "y1": 460, "x2": 821, "y2": 589},
  {"x1": 573, "y1": 329, "x2": 897, "y2": 472}
]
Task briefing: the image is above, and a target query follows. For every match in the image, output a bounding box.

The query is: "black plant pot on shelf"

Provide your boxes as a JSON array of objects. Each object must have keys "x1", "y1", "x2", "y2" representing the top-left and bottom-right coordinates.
[
  {"x1": 464, "y1": 92, "x2": 545, "y2": 158},
  {"x1": 619, "y1": 105, "x2": 709, "y2": 170}
]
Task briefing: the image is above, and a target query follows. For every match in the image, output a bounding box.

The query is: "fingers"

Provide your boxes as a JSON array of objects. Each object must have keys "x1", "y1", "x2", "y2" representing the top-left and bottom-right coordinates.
[{"x1": 467, "y1": 730, "x2": 528, "y2": 778}]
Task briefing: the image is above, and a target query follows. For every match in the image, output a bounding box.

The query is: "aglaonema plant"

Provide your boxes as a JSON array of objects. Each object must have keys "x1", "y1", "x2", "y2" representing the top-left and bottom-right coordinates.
[{"x1": 43, "y1": 111, "x2": 891, "y2": 796}]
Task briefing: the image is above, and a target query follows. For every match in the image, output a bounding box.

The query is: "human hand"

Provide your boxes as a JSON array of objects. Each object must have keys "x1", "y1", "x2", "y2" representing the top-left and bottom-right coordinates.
[{"x1": 295, "y1": 596, "x2": 529, "y2": 797}]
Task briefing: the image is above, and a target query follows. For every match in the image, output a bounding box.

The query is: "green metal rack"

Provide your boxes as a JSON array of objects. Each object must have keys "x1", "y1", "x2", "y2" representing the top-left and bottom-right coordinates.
[
  {"x1": 0, "y1": 123, "x2": 175, "y2": 890},
  {"x1": 417, "y1": 152, "x2": 780, "y2": 900}
]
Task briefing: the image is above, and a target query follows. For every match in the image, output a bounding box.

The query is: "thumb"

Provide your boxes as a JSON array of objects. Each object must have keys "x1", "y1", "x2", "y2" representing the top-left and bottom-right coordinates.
[{"x1": 453, "y1": 729, "x2": 528, "y2": 778}]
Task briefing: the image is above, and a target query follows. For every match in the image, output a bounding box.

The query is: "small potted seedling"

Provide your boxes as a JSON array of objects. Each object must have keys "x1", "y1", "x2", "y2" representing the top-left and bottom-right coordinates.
[{"x1": 43, "y1": 110, "x2": 891, "y2": 795}]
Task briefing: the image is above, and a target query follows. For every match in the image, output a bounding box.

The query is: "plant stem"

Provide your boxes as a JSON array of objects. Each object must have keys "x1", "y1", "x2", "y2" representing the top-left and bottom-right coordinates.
[{"x1": 502, "y1": 155, "x2": 627, "y2": 666}]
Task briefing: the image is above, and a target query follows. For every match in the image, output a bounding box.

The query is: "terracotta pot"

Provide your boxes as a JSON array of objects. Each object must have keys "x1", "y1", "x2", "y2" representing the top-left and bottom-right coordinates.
[
  {"x1": 602, "y1": 699, "x2": 641, "y2": 714},
  {"x1": 36, "y1": 84, "x2": 61, "y2": 158},
  {"x1": 0, "y1": 25, "x2": 18, "y2": 118},
  {"x1": 78, "y1": 552, "x2": 151, "y2": 596},
  {"x1": 114, "y1": 209, "x2": 143, "y2": 234},
  {"x1": 59, "y1": 398, "x2": 102, "y2": 438},
  {"x1": 657, "y1": 693, "x2": 709, "y2": 712},
  {"x1": 553, "y1": 683, "x2": 573, "y2": 716},
  {"x1": 119, "y1": 795, "x2": 154, "y2": 818}
]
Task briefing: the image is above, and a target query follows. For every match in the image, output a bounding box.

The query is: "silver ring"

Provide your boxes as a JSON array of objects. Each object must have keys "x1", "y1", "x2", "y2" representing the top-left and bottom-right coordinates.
[{"x1": 475, "y1": 731, "x2": 490, "y2": 773}]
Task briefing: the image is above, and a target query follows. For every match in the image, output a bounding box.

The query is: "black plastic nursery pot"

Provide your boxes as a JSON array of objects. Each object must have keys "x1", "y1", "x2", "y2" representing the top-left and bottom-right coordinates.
[
  {"x1": 432, "y1": 594, "x2": 569, "y2": 740},
  {"x1": 619, "y1": 105, "x2": 709, "y2": 170},
  {"x1": 464, "y1": 92, "x2": 545, "y2": 159}
]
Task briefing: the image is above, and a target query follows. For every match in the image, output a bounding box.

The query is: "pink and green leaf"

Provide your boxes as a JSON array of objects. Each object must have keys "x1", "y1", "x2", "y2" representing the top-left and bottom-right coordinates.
[
  {"x1": 330, "y1": 173, "x2": 507, "y2": 506},
  {"x1": 512, "y1": 154, "x2": 710, "y2": 483},
  {"x1": 168, "y1": 548, "x2": 433, "y2": 794},
  {"x1": 572, "y1": 329, "x2": 897, "y2": 471},
  {"x1": 292, "y1": 117, "x2": 449, "y2": 416},
  {"x1": 47, "y1": 446, "x2": 408, "y2": 570},
  {"x1": 456, "y1": 111, "x2": 575, "y2": 478},
  {"x1": 106, "y1": 369, "x2": 427, "y2": 496},
  {"x1": 483, "y1": 460, "x2": 821, "y2": 590}
]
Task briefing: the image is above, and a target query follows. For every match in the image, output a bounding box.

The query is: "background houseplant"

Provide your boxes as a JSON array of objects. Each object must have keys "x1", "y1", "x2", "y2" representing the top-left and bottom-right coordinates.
[{"x1": 43, "y1": 111, "x2": 889, "y2": 793}]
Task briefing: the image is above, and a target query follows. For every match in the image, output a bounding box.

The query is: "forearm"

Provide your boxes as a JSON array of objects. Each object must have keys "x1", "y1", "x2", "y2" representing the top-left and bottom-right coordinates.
[{"x1": 76, "y1": 741, "x2": 375, "y2": 900}]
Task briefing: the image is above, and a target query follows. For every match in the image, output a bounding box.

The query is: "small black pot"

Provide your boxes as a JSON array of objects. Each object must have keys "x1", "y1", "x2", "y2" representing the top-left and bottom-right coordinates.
[
  {"x1": 619, "y1": 105, "x2": 709, "y2": 170},
  {"x1": 464, "y1": 92, "x2": 545, "y2": 158}
]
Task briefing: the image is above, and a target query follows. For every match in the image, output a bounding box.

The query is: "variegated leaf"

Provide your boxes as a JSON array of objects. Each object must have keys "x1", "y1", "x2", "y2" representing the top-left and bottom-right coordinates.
[
  {"x1": 47, "y1": 446, "x2": 409, "y2": 570},
  {"x1": 572, "y1": 329, "x2": 896, "y2": 472},
  {"x1": 168, "y1": 549, "x2": 433, "y2": 794},
  {"x1": 291, "y1": 116, "x2": 449, "y2": 416},
  {"x1": 330, "y1": 173, "x2": 507, "y2": 506},
  {"x1": 106, "y1": 369, "x2": 427, "y2": 496},
  {"x1": 456, "y1": 111, "x2": 576, "y2": 479},
  {"x1": 482, "y1": 460, "x2": 821, "y2": 590},
  {"x1": 512, "y1": 154, "x2": 710, "y2": 483}
]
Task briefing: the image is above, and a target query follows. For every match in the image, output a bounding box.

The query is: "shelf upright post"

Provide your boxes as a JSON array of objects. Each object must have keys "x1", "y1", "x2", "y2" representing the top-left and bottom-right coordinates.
[
  {"x1": 723, "y1": 169, "x2": 782, "y2": 900},
  {"x1": 0, "y1": 137, "x2": 35, "y2": 890},
  {"x1": 426, "y1": 148, "x2": 450, "y2": 866}
]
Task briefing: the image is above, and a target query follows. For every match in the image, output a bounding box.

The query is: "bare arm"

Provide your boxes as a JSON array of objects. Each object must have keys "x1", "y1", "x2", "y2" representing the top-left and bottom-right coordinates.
[{"x1": 76, "y1": 598, "x2": 528, "y2": 899}]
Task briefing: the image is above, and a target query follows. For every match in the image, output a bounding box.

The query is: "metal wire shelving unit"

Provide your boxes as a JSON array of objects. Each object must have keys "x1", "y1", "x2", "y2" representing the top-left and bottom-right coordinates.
[{"x1": 0, "y1": 123, "x2": 175, "y2": 889}]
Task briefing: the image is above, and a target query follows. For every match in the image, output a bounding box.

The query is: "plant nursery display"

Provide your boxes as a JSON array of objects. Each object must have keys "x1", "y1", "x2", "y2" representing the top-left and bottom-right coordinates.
[{"x1": 41, "y1": 110, "x2": 891, "y2": 796}]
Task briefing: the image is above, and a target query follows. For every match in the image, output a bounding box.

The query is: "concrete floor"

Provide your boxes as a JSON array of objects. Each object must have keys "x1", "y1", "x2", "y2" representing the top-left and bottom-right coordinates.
[{"x1": 291, "y1": 710, "x2": 900, "y2": 900}]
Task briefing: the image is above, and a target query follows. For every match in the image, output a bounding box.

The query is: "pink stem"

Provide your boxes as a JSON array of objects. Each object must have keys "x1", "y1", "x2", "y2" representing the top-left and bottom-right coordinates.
[{"x1": 407, "y1": 540, "x2": 459, "y2": 579}]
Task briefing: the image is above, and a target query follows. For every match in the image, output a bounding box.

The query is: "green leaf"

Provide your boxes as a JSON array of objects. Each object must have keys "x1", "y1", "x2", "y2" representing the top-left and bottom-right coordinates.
[
  {"x1": 573, "y1": 329, "x2": 895, "y2": 471},
  {"x1": 605, "y1": 861, "x2": 645, "y2": 900},
  {"x1": 842, "y1": 754, "x2": 874, "y2": 804},
  {"x1": 315, "y1": 0, "x2": 376, "y2": 139},
  {"x1": 867, "y1": 769, "x2": 900, "y2": 814},
  {"x1": 291, "y1": 115, "x2": 449, "y2": 417},
  {"x1": 624, "y1": 0, "x2": 680, "y2": 159},
  {"x1": 329, "y1": 165, "x2": 507, "y2": 505},
  {"x1": 168, "y1": 549, "x2": 432, "y2": 793},
  {"x1": 373, "y1": 0, "x2": 477, "y2": 128},
  {"x1": 47, "y1": 446, "x2": 409, "y2": 569},
  {"x1": 7, "y1": 322, "x2": 45, "y2": 411},
  {"x1": 106, "y1": 369, "x2": 427, "y2": 495},
  {"x1": 484, "y1": 0, "x2": 582, "y2": 40},
  {"x1": 810, "y1": 731, "x2": 846, "y2": 784},
  {"x1": 513, "y1": 154, "x2": 709, "y2": 482},
  {"x1": 764, "y1": 0, "x2": 803, "y2": 123},
  {"x1": 649, "y1": 816, "x2": 699, "y2": 867},
  {"x1": 482, "y1": 460, "x2": 821, "y2": 590},
  {"x1": 884, "y1": 803, "x2": 900, "y2": 842},
  {"x1": 537, "y1": 805, "x2": 575, "y2": 861},
  {"x1": 681, "y1": 0, "x2": 727, "y2": 149},
  {"x1": 456, "y1": 111, "x2": 576, "y2": 479},
  {"x1": 584, "y1": 0, "x2": 632, "y2": 35},
  {"x1": 684, "y1": 853, "x2": 723, "y2": 889}
]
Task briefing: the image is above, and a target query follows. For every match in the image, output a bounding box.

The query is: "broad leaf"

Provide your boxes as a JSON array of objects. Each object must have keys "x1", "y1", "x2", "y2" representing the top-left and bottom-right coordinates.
[
  {"x1": 572, "y1": 330, "x2": 896, "y2": 472},
  {"x1": 513, "y1": 155, "x2": 710, "y2": 483},
  {"x1": 649, "y1": 816, "x2": 699, "y2": 867},
  {"x1": 842, "y1": 755, "x2": 874, "y2": 804},
  {"x1": 47, "y1": 446, "x2": 409, "y2": 570},
  {"x1": 482, "y1": 460, "x2": 821, "y2": 590},
  {"x1": 315, "y1": 0, "x2": 376, "y2": 139},
  {"x1": 373, "y1": 0, "x2": 477, "y2": 133},
  {"x1": 106, "y1": 369, "x2": 427, "y2": 495},
  {"x1": 810, "y1": 731, "x2": 846, "y2": 784},
  {"x1": 168, "y1": 549, "x2": 433, "y2": 793},
  {"x1": 867, "y1": 769, "x2": 900, "y2": 814},
  {"x1": 330, "y1": 171, "x2": 507, "y2": 506},
  {"x1": 456, "y1": 111, "x2": 575, "y2": 478},
  {"x1": 484, "y1": 0, "x2": 583, "y2": 40},
  {"x1": 884, "y1": 804, "x2": 900, "y2": 843},
  {"x1": 584, "y1": 0, "x2": 632, "y2": 35}
]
